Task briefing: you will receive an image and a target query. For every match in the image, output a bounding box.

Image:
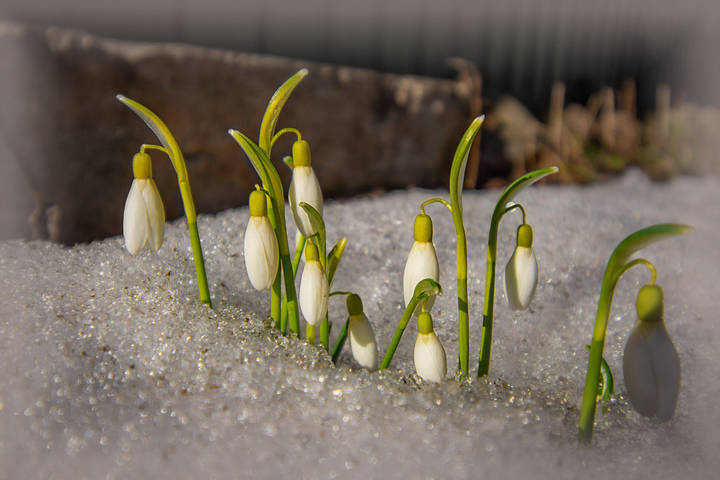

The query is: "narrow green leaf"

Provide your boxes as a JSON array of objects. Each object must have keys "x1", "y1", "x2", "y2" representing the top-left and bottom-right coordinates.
[
  {"x1": 299, "y1": 201, "x2": 327, "y2": 267},
  {"x1": 449, "y1": 116, "x2": 484, "y2": 218},
  {"x1": 606, "y1": 224, "x2": 694, "y2": 286},
  {"x1": 379, "y1": 278, "x2": 442, "y2": 370},
  {"x1": 331, "y1": 317, "x2": 351, "y2": 364},
  {"x1": 259, "y1": 69, "x2": 309, "y2": 155},
  {"x1": 326, "y1": 237, "x2": 348, "y2": 286}
]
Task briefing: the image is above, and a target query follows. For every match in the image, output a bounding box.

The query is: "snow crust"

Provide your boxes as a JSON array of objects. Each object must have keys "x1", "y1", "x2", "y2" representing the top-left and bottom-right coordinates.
[{"x1": 1, "y1": 170, "x2": 718, "y2": 479}]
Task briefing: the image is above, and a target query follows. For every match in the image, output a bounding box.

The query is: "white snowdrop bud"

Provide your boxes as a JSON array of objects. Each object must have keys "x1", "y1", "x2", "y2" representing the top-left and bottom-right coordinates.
[
  {"x1": 288, "y1": 140, "x2": 323, "y2": 237},
  {"x1": 346, "y1": 294, "x2": 378, "y2": 370},
  {"x1": 403, "y1": 214, "x2": 440, "y2": 314},
  {"x1": 623, "y1": 284, "x2": 681, "y2": 420},
  {"x1": 244, "y1": 190, "x2": 279, "y2": 290},
  {"x1": 299, "y1": 242, "x2": 329, "y2": 326},
  {"x1": 123, "y1": 152, "x2": 165, "y2": 255},
  {"x1": 504, "y1": 223, "x2": 538, "y2": 310},
  {"x1": 413, "y1": 312, "x2": 447, "y2": 383}
]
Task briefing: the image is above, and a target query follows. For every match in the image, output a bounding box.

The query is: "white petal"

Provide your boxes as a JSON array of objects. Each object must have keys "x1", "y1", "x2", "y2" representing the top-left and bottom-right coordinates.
[
  {"x1": 414, "y1": 332, "x2": 447, "y2": 383},
  {"x1": 299, "y1": 261, "x2": 328, "y2": 326},
  {"x1": 123, "y1": 179, "x2": 149, "y2": 255},
  {"x1": 504, "y1": 246, "x2": 538, "y2": 310},
  {"x1": 244, "y1": 217, "x2": 279, "y2": 290},
  {"x1": 289, "y1": 166, "x2": 323, "y2": 237},
  {"x1": 349, "y1": 313, "x2": 378, "y2": 370},
  {"x1": 142, "y1": 179, "x2": 165, "y2": 251},
  {"x1": 623, "y1": 323, "x2": 681, "y2": 420},
  {"x1": 403, "y1": 241, "x2": 440, "y2": 313}
]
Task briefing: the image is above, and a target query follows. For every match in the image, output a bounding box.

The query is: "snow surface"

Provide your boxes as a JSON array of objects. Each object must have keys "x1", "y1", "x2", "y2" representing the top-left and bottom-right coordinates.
[{"x1": 1, "y1": 170, "x2": 718, "y2": 479}]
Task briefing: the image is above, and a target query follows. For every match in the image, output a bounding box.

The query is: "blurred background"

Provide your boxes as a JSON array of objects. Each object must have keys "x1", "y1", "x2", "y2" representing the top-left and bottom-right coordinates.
[{"x1": 1, "y1": 0, "x2": 718, "y2": 243}]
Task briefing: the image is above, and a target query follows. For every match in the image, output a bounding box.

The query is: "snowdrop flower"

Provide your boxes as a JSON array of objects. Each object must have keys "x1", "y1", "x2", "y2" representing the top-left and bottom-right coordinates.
[
  {"x1": 504, "y1": 223, "x2": 538, "y2": 310},
  {"x1": 299, "y1": 242, "x2": 329, "y2": 326},
  {"x1": 123, "y1": 152, "x2": 165, "y2": 255},
  {"x1": 244, "y1": 190, "x2": 279, "y2": 290},
  {"x1": 346, "y1": 294, "x2": 378, "y2": 370},
  {"x1": 403, "y1": 214, "x2": 440, "y2": 314},
  {"x1": 413, "y1": 312, "x2": 447, "y2": 383},
  {"x1": 623, "y1": 284, "x2": 681, "y2": 420},
  {"x1": 288, "y1": 140, "x2": 323, "y2": 237}
]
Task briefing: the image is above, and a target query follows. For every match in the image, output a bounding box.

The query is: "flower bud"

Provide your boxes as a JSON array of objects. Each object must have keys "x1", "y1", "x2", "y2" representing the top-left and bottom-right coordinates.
[
  {"x1": 346, "y1": 294, "x2": 378, "y2": 370},
  {"x1": 504, "y1": 223, "x2": 538, "y2": 310},
  {"x1": 622, "y1": 284, "x2": 681, "y2": 420},
  {"x1": 403, "y1": 214, "x2": 440, "y2": 314},
  {"x1": 244, "y1": 191, "x2": 279, "y2": 290},
  {"x1": 413, "y1": 312, "x2": 447, "y2": 382},
  {"x1": 123, "y1": 152, "x2": 165, "y2": 255},
  {"x1": 299, "y1": 242, "x2": 329, "y2": 326},
  {"x1": 288, "y1": 140, "x2": 323, "y2": 237}
]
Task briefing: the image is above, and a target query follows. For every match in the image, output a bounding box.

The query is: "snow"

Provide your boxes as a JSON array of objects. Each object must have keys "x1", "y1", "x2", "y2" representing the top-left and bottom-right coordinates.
[{"x1": 1, "y1": 170, "x2": 718, "y2": 479}]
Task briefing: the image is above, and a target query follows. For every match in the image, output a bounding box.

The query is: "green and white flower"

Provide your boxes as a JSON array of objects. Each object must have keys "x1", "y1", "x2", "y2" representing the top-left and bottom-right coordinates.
[
  {"x1": 504, "y1": 223, "x2": 538, "y2": 310},
  {"x1": 346, "y1": 294, "x2": 378, "y2": 370},
  {"x1": 244, "y1": 190, "x2": 279, "y2": 291},
  {"x1": 288, "y1": 140, "x2": 323, "y2": 237},
  {"x1": 623, "y1": 284, "x2": 681, "y2": 420},
  {"x1": 123, "y1": 152, "x2": 165, "y2": 255},
  {"x1": 403, "y1": 214, "x2": 440, "y2": 314},
  {"x1": 413, "y1": 312, "x2": 447, "y2": 383},
  {"x1": 299, "y1": 242, "x2": 329, "y2": 327}
]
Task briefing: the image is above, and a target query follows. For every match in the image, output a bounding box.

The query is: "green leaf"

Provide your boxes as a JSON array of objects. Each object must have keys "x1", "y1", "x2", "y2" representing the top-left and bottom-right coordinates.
[
  {"x1": 586, "y1": 345, "x2": 614, "y2": 401},
  {"x1": 258, "y1": 69, "x2": 309, "y2": 155},
  {"x1": 331, "y1": 317, "x2": 351, "y2": 364},
  {"x1": 326, "y1": 237, "x2": 348, "y2": 286},
  {"x1": 228, "y1": 130, "x2": 286, "y2": 220},
  {"x1": 606, "y1": 224, "x2": 694, "y2": 286},
  {"x1": 379, "y1": 278, "x2": 442, "y2": 370},
  {"x1": 299, "y1": 201, "x2": 327, "y2": 268},
  {"x1": 412, "y1": 278, "x2": 443, "y2": 301},
  {"x1": 449, "y1": 116, "x2": 484, "y2": 219}
]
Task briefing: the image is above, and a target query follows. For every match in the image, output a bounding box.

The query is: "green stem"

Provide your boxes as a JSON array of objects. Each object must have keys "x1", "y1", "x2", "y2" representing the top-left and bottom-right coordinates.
[
  {"x1": 281, "y1": 234, "x2": 306, "y2": 334},
  {"x1": 477, "y1": 167, "x2": 558, "y2": 377},
  {"x1": 117, "y1": 96, "x2": 213, "y2": 308},
  {"x1": 420, "y1": 197, "x2": 452, "y2": 215},
  {"x1": 577, "y1": 224, "x2": 692, "y2": 444},
  {"x1": 270, "y1": 127, "x2": 302, "y2": 151},
  {"x1": 579, "y1": 258, "x2": 658, "y2": 443},
  {"x1": 307, "y1": 323, "x2": 316, "y2": 345}
]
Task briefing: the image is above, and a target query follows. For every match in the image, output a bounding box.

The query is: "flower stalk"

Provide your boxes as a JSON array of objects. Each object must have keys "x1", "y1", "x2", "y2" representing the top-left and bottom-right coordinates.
[
  {"x1": 578, "y1": 224, "x2": 693, "y2": 444},
  {"x1": 476, "y1": 166, "x2": 558, "y2": 377},
  {"x1": 117, "y1": 95, "x2": 212, "y2": 307}
]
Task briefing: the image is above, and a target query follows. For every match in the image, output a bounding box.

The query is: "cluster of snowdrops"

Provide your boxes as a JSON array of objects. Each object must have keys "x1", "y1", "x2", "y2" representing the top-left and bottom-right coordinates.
[{"x1": 117, "y1": 70, "x2": 691, "y2": 444}]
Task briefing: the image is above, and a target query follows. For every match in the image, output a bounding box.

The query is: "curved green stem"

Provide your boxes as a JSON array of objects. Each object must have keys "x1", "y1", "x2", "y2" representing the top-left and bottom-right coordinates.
[
  {"x1": 379, "y1": 279, "x2": 442, "y2": 370},
  {"x1": 420, "y1": 197, "x2": 452, "y2": 215},
  {"x1": 477, "y1": 166, "x2": 558, "y2": 378},
  {"x1": 578, "y1": 224, "x2": 693, "y2": 445},
  {"x1": 617, "y1": 258, "x2": 658, "y2": 285},
  {"x1": 502, "y1": 202, "x2": 527, "y2": 224},
  {"x1": 117, "y1": 96, "x2": 212, "y2": 307},
  {"x1": 270, "y1": 127, "x2": 302, "y2": 151}
]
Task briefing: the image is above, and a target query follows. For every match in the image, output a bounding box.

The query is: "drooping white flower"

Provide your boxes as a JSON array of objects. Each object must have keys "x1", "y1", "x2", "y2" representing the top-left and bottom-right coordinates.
[
  {"x1": 623, "y1": 284, "x2": 681, "y2": 420},
  {"x1": 123, "y1": 152, "x2": 165, "y2": 255},
  {"x1": 346, "y1": 294, "x2": 378, "y2": 370},
  {"x1": 504, "y1": 223, "x2": 538, "y2": 310},
  {"x1": 244, "y1": 190, "x2": 279, "y2": 290},
  {"x1": 403, "y1": 214, "x2": 440, "y2": 313},
  {"x1": 288, "y1": 140, "x2": 323, "y2": 237},
  {"x1": 299, "y1": 242, "x2": 329, "y2": 327},
  {"x1": 413, "y1": 312, "x2": 447, "y2": 383}
]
